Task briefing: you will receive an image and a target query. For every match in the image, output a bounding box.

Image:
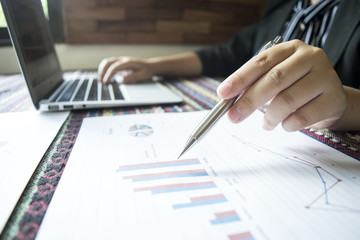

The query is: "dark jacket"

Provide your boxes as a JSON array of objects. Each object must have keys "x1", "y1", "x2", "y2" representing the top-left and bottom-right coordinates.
[{"x1": 196, "y1": 0, "x2": 360, "y2": 89}]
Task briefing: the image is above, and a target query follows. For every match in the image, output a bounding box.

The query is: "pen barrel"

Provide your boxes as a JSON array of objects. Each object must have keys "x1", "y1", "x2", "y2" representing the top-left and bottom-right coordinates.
[
  {"x1": 191, "y1": 97, "x2": 237, "y2": 141},
  {"x1": 181, "y1": 35, "x2": 283, "y2": 156}
]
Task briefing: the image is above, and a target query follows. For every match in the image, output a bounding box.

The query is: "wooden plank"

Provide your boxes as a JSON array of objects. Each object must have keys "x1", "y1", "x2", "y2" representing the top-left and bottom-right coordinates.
[
  {"x1": 156, "y1": 21, "x2": 211, "y2": 34},
  {"x1": 67, "y1": 21, "x2": 98, "y2": 33},
  {"x1": 126, "y1": 8, "x2": 182, "y2": 20},
  {"x1": 63, "y1": 0, "x2": 266, "y2": 44},
  {"x1": 183, "y1": 9, "x2": 238, "y2": 23},
  {"x1": 66, "y1": 32, "x2": 127, "y2": 44},
  {"x1": 209, "y1": 0, "x2": 268, "y2": 6},
  {"x1": 155, "y1": 0, "x2": 206, "y2": 9},
  {"x1": 96, "y1": 0, "x2": 155, "y2": 7},
  {"x1": 126, "y1": 32, "x2": 183, "y2": 43},
  {"x1": 98, "y1": 21, "x2": 155, "y2": 32},
  {"x1": 67, "y1": 32, "x2": 183, "y2": 44},
  {"x1": 66, "y1": 8, "x2": 126, "y2": 21},
  {"x1": 63, "y1": 0, "x2": 96, "y2": 9}
]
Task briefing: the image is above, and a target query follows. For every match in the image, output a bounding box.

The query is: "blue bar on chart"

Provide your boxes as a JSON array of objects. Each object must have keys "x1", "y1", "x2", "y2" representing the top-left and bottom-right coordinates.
[
  {"x1": 173, "y1": 194, "x2": 228, "y2": 209},
  {"x1": 134, "y1": 181, "x2": 216, "y2": 194},
  {"x1": 210, "y1": 210, "x2": 241, "y2": 225},
  {"x1": 116, "y1": 158, "x2": 201, "y2": 172},
  {"x1": 123, "y1": 169, "x2": 208, "y2": 182}
]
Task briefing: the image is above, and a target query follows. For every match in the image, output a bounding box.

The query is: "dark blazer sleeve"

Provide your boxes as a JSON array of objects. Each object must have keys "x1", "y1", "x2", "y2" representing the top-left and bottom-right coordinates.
[
  {"x1": 195, "y1": 23, "x2": 259, "y2": 77},
  {"x1": 324, "y1": 0, "x2": 360, "y2": 89}
]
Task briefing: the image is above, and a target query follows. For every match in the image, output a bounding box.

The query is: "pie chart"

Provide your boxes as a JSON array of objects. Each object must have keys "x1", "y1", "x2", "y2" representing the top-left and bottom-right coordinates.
[{"x1": 128, "y1": 124, "x2": 154, "y2": 137}]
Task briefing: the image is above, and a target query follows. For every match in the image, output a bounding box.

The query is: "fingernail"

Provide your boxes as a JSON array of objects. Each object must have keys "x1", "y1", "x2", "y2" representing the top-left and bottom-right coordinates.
[{"x1": 217, "y1": 81, "x2": 232, "y2": 97}]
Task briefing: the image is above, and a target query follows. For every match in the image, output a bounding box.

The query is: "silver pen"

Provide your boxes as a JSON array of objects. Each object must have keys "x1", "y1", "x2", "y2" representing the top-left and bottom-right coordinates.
[{"x1": 178, "y1": 35, "x2": 283, "y2": 158}]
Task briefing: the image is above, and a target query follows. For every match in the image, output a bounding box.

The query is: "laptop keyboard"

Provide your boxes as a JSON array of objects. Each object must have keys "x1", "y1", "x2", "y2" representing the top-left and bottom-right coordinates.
[
  {"x1": 87, "y1": 79, "x2": 98, "y2": 101},
  {"x1": 52, "y1": 72, "x2": 124, "y2": 103},
  {"x1": 73, "y1": 79, "x2": 89, "y2": 101},
  {"x1": 58, "y1": 80, "x2": 79, "y2": 102}
]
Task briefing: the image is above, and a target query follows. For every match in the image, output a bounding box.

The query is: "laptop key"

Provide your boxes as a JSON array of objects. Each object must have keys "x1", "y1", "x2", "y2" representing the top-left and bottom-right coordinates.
[
  {"x1": 73, "y1": 79, "x2": 89, "y2": 101},
  {"x1": 87, "y1": 80, "x2": 98, "y2": 101},
  {"x1": 101, "y1": 83, "x2": 111, "y2": 100},
  {"x1": 111, "y1": 82, "x2": 124, "y2": 100},
  {"x1": 58, "y1": 80, "x2": 79, "y2": 102},
  {"x1": 50, "y1": 84, "x2": 64, "y2": 102}
]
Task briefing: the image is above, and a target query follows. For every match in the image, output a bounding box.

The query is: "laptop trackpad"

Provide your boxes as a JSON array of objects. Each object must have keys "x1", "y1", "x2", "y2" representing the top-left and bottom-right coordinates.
[{"x1": 121, "y1": 82, "x2": 181, "y2": 102}]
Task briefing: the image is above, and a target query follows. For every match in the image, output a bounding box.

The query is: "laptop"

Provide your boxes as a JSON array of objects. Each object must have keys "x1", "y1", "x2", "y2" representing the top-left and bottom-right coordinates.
[{"x1": 1, "y1": 0, "x2": 182, "y2": 111}]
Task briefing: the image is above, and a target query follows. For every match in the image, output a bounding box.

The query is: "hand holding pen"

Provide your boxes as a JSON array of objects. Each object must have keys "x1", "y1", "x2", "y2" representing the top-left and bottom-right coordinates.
[
  {"x1": 178, "y1": 36, "x2": 283, "y2": 157},
  {"x1": 179, "y1": 35, "x2": 350, "y2": 157}
]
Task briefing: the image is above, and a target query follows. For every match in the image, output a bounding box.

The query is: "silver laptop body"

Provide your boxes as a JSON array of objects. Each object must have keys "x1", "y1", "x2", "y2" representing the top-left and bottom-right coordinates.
[{"x1": 1, "y1": 0, "x2": 182, "y2": 111}]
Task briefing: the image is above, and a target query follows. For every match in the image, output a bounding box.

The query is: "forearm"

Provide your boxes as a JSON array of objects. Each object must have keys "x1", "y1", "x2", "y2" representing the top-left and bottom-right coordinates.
[
  {"x1": 147, "y1": 52, "x2": 203, "y2": 77},
  {"x1": 329, "y1": 86, "x2": 360, "y2": 130}
]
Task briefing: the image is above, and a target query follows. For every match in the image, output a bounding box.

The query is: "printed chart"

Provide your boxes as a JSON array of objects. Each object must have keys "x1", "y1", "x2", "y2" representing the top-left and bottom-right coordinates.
[
  {"x1": 116, "y1": 158, "x2": 255, "y2": 240},
  {"x1": 231, "y1": 135, "x2": 360, "y2": 213},
  {"x1": 128, "y1": 124, "x2": 154, "y2": 137},
  {"x1": 36, "y1": 111, "x2": 360, "y2": 240}
]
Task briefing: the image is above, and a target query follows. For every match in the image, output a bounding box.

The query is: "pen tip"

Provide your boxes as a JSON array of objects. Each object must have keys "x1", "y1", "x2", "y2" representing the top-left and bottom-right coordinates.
[
  {"x1": 177, "y1": 149, "x2": 186, "y2": 159},
  {"x1": 177, "y1": 137, "x2": 197, "y2": 159}
]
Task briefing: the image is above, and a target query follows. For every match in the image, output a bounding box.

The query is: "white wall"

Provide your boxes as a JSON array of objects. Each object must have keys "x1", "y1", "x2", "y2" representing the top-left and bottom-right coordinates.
[{"x1": 0, "y1": 44, "x2": 205, "y2": 74}]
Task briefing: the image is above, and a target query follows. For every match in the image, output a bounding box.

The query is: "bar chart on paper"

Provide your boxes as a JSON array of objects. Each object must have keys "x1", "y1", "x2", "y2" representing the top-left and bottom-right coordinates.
[
  {"x1": 116, "y1": 158, "x2": 255, "y2": 240},
  {"x1": 36, "y1": 111, "x2": 360, "y2": 240}
]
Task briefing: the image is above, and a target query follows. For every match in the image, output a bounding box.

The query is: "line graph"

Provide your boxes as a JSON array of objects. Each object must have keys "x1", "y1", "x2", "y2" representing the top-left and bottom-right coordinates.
[{"x1": 231, "y1": 134, "x2": 360, "y2": 213}]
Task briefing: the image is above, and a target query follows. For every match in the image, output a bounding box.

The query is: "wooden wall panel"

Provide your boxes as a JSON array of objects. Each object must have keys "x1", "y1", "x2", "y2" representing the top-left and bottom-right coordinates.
[{"x1": 63, "y1": 0, "x2": 268, "y2": 44}]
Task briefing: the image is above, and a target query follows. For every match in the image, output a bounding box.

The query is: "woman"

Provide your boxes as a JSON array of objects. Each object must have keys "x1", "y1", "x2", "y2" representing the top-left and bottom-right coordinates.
[{"x1": 98, "y1": 0, "x2": 360, "y2": 131}]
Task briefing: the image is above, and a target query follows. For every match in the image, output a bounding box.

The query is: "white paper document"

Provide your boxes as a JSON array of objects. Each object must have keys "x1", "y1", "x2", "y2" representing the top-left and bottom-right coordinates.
[
  {"x1": 37, "y1": 111, "x2": 360, "y2": 240},
  {"x1": 0, "y1": 111, "x2": 69, "y2": 231}
]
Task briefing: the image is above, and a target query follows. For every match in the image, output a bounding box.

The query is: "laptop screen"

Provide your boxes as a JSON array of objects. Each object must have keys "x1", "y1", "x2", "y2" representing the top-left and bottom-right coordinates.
[{"x1": 2, "y1": 0, "x2": 63, "y2": 108}]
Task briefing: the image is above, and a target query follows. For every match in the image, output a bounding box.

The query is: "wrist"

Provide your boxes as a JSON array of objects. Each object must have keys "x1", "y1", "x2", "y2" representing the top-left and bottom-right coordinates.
[
  {"x1": 327, "y1": 86, "x2": 360, "y2": 130},
  {"x1": 147, "y1": 53, "x2": 202, "y2": 77},
  {"x1": 147, "y1": 57, "x2": 170, "y2": 76}
]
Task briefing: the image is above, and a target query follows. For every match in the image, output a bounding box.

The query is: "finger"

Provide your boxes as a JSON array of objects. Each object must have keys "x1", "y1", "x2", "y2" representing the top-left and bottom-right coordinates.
[
  {"x1": 281, "y1": 73, "x2": 346, "y2": 131},
  {"x1": 281, "y1": 87, "x2": 345, "y2": 131},
  {"x1": 262, "y1": 71, "x2": 324, "y2": 131},
  {"x1": 217, "y1": 41, "x2": 296, "y2": 100},
  {"x1": 98, "y1": 57, "x2": 119, "y2": 82},
  {"x1": 123, "y1": 71, "x2": 146, "y2": 84},
  {"x1": 227, "y1": 41, "x2": 313, "y2": 123},
  {"x1": 263, "y1": 46, "x2": 345, "y2": 131},
  {"x1": 102, "y1": 61, "x2": 137, "y2": 84}
]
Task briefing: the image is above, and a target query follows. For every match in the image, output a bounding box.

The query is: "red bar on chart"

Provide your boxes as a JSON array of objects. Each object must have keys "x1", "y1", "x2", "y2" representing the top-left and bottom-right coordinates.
[
  {"x1": 228, "y1": 232, "x2": 254, "y2": 240},
  {"x1": 172, "y1": 194, "x2": 228, "y2": 209},
  {"x1": 117, "y1": 158, "x2": 200, "y2": 171},
  {"x1": 134, "y1": 181, "x2": 216, "y2": 194},
  {"x1": 211, "y1": 210, "x2": 241, "y2": 225},
  {"x1": 123, "y1": 169, "x2": 207, "y2": 181},
  {"x1": 191, "y1": 194, "x2": 225, "y2": 202},
  {"x1": 215, "y1": 210, "x2": 237, "y2": 218}
]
